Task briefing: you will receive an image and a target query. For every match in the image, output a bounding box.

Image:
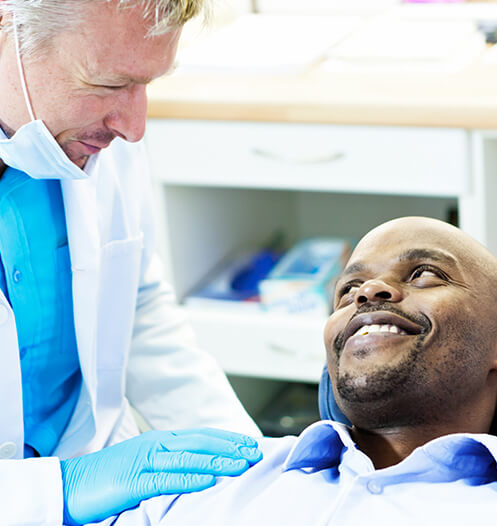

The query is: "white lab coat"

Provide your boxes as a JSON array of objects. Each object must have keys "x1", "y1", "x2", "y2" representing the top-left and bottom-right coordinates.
[{"x1": 0, "y1": 138, "x2": 259, "y2": 526}]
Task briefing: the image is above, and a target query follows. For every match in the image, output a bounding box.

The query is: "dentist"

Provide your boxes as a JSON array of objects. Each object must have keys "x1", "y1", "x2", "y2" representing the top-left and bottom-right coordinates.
[{"x1": 0, "y1": 1, "x2": 261, "y2": 525}]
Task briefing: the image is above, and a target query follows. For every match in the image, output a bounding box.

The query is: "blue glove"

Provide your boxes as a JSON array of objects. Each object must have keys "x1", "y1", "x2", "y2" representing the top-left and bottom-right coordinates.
[{"x1": 60, "y1": 428, "x2": 262, "y2": 525}]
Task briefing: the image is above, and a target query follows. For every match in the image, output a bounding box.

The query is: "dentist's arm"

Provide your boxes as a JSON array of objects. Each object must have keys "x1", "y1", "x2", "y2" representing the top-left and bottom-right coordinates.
[{"x1": 61, "y1": 428, "x2": 262, "y2": 526}]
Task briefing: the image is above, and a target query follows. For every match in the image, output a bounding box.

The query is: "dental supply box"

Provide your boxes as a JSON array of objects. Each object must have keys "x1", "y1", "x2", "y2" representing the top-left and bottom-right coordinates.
[{"x1": 258, "y1": 237, "x2": 353, "y2": 317}]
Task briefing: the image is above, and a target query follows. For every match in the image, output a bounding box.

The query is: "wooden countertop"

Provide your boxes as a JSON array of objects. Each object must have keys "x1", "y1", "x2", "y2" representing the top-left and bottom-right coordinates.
[{"x1": 147, "y1": 56, "x2": 497, "y2": 129}]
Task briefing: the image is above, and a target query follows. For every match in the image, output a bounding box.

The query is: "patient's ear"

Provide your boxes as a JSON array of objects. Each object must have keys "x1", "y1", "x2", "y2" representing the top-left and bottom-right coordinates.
[
  {"x1": 488, "y1": 335, "x2": 497, "y2": 371},
  {"x1": 489, "y1": 347, "x2": 497, "y2": 436},
  {"x1": 490, "y1": 344, "x2": 497, "y2": 371}
]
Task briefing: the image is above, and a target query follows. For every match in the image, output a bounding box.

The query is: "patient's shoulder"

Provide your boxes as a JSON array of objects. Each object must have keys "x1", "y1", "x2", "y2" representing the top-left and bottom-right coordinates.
[{"x1": 259, "y1": 435, "x2": 298, "y2": 461}]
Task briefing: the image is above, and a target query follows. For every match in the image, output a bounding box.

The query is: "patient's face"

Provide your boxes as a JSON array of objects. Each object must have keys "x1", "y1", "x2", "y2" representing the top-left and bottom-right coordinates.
[{"x1": 324, "y1": 217, "x2": 497, "y2": 428}]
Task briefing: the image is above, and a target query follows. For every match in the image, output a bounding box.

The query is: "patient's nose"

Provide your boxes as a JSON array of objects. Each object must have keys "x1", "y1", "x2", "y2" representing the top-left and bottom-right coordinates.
[{"x1": 355, "y1": 279, "x2": 403, "y2": 307}]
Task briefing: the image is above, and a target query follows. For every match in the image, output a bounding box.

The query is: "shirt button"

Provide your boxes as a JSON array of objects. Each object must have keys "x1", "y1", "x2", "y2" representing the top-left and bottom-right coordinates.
[
  {"x1": 0, "y1": 304, "x2": 9, "y2": 325},
  {"x1": 0, "y1": 442, "x2": 17, "y2": 459},
  {"x1": 19, "y1": 348, "x2": 27, "y2": 360},
  {"x1": 12, "y1": 269, "x2": 22, "y2": 283},
  {"x1": 367, "y1": 480, "x2": 383, "y2": 495}
]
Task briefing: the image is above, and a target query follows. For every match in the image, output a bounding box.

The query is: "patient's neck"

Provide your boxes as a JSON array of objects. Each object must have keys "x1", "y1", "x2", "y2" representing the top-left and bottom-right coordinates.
[
  {"x1": 351, "y1": 415, "x2": 493, "y2": 470},
  {"x1": 350, "y1": 425, "x2": 443, "y2": 469}
]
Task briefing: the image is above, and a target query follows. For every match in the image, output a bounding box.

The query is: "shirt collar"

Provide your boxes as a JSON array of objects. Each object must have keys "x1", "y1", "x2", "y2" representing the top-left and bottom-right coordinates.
[
  {"x1": 283, "y1": 420, "x2": 497, "y2": 478},
  {"x1": 283, "y1": 420, "x2": 352, "y2": 471},
  {"x1": 419, "y1": 433, "x2": 497, "y2": 478}
]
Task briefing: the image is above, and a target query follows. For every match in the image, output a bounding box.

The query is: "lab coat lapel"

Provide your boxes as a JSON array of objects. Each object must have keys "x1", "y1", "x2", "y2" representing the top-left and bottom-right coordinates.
[
  {"x1": 57, "y1": 164, "x2": 100, "y2": 454},
  {"x1": 0, "y1": 291, "x2": 24, "y2": 458}
]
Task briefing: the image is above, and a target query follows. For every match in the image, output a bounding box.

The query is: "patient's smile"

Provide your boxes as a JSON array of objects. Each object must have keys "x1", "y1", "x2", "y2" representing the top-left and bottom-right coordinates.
[
  {"x1": 340, "y1": 310, "x2": 425, "y2": 355},
  {"x1": 352, "y1": 324, "x2": 407, "y2": 336}
]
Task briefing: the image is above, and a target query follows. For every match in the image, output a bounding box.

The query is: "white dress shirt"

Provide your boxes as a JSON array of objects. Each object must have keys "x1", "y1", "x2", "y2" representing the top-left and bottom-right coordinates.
[{"x1": 94, "y1": 420, "x2": 497, "y2": 526}]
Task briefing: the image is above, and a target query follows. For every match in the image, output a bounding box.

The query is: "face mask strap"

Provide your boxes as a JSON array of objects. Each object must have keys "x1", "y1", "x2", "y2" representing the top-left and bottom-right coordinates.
[{"x1": 13, "y1": 12, "x2": 36, "y2": 122}]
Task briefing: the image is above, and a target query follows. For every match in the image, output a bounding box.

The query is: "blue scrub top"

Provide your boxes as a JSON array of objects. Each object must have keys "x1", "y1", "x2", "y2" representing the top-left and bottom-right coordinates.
[{"x1": 0, "y1": 167, "x2": 82, "y2": 457}]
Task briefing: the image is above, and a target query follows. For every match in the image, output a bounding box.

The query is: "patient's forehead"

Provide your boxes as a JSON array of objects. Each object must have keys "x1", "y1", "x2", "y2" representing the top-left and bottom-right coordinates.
[{"x1": 348, "y1": 217, "x2": 494, "y2": 276}]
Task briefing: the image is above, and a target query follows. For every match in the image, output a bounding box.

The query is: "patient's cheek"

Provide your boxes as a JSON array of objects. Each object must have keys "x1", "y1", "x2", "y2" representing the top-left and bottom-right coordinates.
[
  {"x1": 323, "y1": 318, "x2": 334, "y2": 347},
  {"x1": 325, "y1": 309, "x2": 348, "y2": 340}
]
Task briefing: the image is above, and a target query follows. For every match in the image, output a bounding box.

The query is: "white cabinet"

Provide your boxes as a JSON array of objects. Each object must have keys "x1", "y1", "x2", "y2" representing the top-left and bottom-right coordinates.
[{"x1": 145, "y1": 119, "x2": 494, "y2": 383}]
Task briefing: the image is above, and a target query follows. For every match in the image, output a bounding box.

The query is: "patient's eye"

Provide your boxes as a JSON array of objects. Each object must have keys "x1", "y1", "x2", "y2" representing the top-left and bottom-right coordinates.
[
  {"x1": 336, "y1": 281, "x2": 362, "y2": 307},
  {"x1": 409, "y1": 265, "x2": 447, "y2": 286}
]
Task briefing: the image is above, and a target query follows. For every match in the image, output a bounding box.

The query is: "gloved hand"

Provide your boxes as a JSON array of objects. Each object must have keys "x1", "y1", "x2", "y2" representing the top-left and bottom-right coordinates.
[{"x1": 60, "y1": 428, "x2": 262, "y2": 525}]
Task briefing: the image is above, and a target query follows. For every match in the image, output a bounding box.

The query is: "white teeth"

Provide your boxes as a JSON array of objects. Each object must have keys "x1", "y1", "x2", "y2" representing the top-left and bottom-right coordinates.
[{"x1": 353, "y1": 324, "x2": 408, "y2": 337}]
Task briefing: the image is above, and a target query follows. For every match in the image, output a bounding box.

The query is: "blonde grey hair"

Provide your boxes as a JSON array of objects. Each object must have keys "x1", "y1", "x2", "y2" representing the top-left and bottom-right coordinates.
[{"x1": 0, "y1": 0, "x2": 206, "y2": 57}]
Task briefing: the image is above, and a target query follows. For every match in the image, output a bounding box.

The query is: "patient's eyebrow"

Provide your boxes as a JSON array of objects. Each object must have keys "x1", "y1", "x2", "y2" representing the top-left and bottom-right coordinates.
[
  {"x1": 397, "y1": 248, "x2": 457, "y2": 266},
  {"x1": 341, "y1": 262, "x2": 367, "y2": 277}
]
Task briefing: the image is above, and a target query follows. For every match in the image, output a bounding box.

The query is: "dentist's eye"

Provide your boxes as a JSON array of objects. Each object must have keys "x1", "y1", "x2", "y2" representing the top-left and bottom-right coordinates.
[
  {"x1": 101, "y1": 85, "x2": 127, "y2": 91},
  {"x1": 90, "y1": 82, "x2": 128, "y2": 92}
]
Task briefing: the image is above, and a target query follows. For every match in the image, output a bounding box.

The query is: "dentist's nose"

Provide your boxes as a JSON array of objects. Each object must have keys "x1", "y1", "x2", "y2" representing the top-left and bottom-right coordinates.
[
  {"x1": 355, "y1": 279, "x2": 403, "y2": 307},
  {"x1": 104, "y1": 84, "x2": 148, "y2": 143}
]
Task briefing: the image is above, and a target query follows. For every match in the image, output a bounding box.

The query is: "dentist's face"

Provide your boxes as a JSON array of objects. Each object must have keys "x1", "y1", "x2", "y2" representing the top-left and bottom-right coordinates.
[
  {"x1": 324, "y1": 217, "x2": 497, "y2": 429},
  {"x1": 0, "y1": 1, "x2": 180, "y2": 167}
]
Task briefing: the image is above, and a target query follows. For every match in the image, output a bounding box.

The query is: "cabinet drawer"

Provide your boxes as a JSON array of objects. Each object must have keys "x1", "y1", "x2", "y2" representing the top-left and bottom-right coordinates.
[
  {"x1": 146, "y1": 120, "x2": 469, "y2": 197},
  {"x1": 185, "y1": 307, "x2": 327, "y2": 383}
]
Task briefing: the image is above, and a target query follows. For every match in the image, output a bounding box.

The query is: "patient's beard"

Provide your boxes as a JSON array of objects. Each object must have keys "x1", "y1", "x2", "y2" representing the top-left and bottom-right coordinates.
[
  {"x1": 335, "y1": 337, "x2": 429, "y2": 428},
  {"x1": 334, "y1": 311, "x2": 490, "y2": 430},
  {"x1": 337, "y1": 337, "x2": 424, "y2": 402}
]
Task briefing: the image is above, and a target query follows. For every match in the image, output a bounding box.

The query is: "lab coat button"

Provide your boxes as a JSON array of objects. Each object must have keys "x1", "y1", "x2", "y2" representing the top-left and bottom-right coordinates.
[
  {"x1": 12, "y1": 269, "x2": 22, "y2": 283},
  {"x1": 367, "y1": 480, "x2": 383, "y2": 495},
  {"x1": 0, "y1": 304, "x2": 8, "y2": 325},
  {"x1": 0, "y1": 442, "x2": 17, "y2": 459}
]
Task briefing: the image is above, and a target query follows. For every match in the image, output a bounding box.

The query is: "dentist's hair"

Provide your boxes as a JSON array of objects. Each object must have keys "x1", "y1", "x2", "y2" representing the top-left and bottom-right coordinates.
[{"x1": 0, "y1": 0, "x2": 205, "y2": 57}]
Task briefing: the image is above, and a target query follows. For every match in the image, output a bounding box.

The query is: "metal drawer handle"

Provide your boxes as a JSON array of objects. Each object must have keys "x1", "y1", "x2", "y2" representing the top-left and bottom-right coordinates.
[{"x1": 251, "y1": 147, "x2": 345, "y2": 165}]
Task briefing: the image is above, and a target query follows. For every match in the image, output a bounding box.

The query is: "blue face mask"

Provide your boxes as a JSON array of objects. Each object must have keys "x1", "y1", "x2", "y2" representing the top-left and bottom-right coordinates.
[{"x1": 0, "y1": 14, "x2": 89, "y2": 181}]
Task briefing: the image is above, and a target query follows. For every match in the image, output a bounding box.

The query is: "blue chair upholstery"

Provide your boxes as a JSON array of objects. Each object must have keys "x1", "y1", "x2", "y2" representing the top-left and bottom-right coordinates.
[{"x1": 318, "y1": 364, "x2": 351, "y2": 425}]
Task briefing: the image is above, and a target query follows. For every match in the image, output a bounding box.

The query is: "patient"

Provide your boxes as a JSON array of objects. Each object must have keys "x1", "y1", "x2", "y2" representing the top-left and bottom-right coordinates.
[{"x1": 95, "y1": 217, "x2": 497, "y2": 525}]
